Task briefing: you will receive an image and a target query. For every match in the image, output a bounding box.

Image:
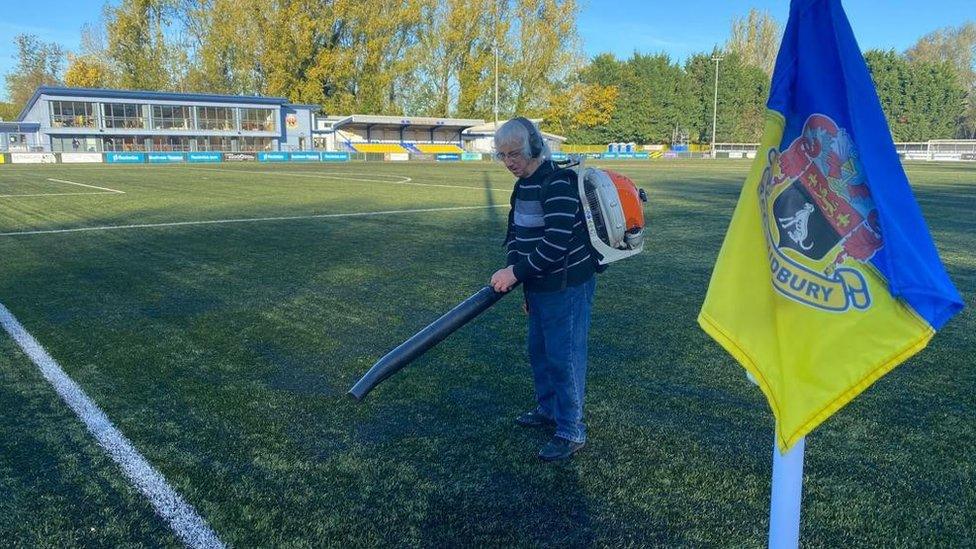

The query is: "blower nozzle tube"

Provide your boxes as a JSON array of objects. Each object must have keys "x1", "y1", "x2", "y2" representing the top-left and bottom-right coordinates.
[{"x1": 348, "y1": 284, "x2": 515, "y2": 401}]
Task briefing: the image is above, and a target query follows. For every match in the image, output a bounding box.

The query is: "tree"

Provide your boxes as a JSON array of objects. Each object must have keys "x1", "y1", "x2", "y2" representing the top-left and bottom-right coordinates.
[
  {"x1": 726, "y1": 8, "x2": 781, "y2": 76},
  {"x1": 542, "y1": 81, "x2": 617, "y2": 141},
  {"x1": 506, "y1": 0, "x2": 582, "y2": 117},
  {"x1": 105, "y1": 0, "x2": 179, "y2": 90},
  {"x1": 906, "y1": 23, "x2": 976, "y2": 138},
  {"x1": 865, "y1": 49, "x2": 965, "y2": 141},
  {"x1": 408, "y1": 0, "x2": 507, "y2": 118},
  {"x1": 4, "y1": 34, "x2": 65, "y2": 109},
  {"x1": 685, "y1": 51, "x2": 768, "y2": 144},
  {"x1": 179, "y1": 0, "x2": 264, "y2": 95},
  {"x1": 0, "y1": 102, "x2": 19, "y2": 121},
  {"x1": 64, "y1": 55, "x2": 113, "y2": 88}
]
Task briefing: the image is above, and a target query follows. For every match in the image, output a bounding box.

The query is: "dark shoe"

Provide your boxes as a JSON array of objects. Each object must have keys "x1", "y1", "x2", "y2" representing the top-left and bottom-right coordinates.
[
  {"x1": 538, "y1": 436, "x2": 585, "y2": 462},
  {"x1": 515, "y1": 410, "x2": 555, "y2": 428}
]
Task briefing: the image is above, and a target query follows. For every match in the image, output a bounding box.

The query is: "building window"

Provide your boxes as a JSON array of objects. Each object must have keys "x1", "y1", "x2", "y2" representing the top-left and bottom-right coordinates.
[
  {"x1": 103, "y1": 136, "x2": 148, "y2": 152},
  {"x1": 240, "y1": 108, "x2": 275, "y2": 132},
  {"x1": 197, "y1": 106, "x2": 235, "y2": 131},
  {"x1": 239, "y1": 137, "x2": 274, "y2": 151},
  {"x1": 151, "y1": 105, "x2": 193, "y2": 130},
  {"x1": 197, "y1": 136, "x2": 233, "y2": 152},
  {"x1": 150, "y1": 136, "x2": 192, "y2": 151},
  {"x1": 103, "y1": 103, "x2": 145, "y2": 129},
  {"x1": 50, "y1": 101, "x2": 97, "y2": 128},
  {"x1": 51, "y1": 136, "x2": 102, "y2": 153}
]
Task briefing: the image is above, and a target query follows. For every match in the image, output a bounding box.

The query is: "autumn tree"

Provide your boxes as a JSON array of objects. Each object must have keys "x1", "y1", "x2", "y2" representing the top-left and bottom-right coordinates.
[
  {"x1": 506, "y1": 0, "x2": 582, "y2": 117},
  {"x1": 64, "y1": 55, "x2": 113, "y2": 88},
  {"x1": 542, "y1": 82, "x2": 618, "y2": 140},
  {"x1": 64, "y1": 23, "x2": 116, "y2": 89},
  {"x1": 4, "y1": 34, "x2": 65, "y2": 108},
  {"x1": 726, "y1": 8, "x2": 781, "y2": 76},
  {"x1": 0, "y1": 102, "x2": 19, "y2": 121},
  {"x1": 407, "y1": 0, "x2": 507, "y2": 118},
  {"x1": 105, "y1": 0, "x2": 181, "y2": 90}
]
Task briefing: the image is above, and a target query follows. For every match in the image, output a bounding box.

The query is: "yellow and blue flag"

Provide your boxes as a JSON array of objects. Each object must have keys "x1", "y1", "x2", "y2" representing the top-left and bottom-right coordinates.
[{"x1": 698, "y1": 0, "x2": 964, "y2": 452}]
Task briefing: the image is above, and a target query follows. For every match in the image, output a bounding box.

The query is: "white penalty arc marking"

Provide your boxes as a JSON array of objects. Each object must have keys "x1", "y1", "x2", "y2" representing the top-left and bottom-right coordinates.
[
  {"x1": 0, "y1": 204, "x2": 508, "y2": 236},
  {"x1": 0, "y1": 303, "x2": 224, "y2": 548},
  {"x1": 186, "y1": 166, "x2": 512, "y2": 193}
]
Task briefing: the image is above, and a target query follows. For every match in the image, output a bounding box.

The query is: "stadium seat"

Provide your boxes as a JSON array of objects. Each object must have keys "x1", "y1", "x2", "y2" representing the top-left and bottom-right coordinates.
[
  {"x1": 414, "y1": 144, "x2": 465, "y2": 154},
  {"x1": 351, "y1": 143, "x2": 409, "y2": 154}
]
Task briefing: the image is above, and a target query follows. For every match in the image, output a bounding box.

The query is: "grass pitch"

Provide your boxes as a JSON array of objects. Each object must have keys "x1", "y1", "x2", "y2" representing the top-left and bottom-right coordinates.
[{"x1": 0, "y1": 160, "x2": 973, "y2": 546}]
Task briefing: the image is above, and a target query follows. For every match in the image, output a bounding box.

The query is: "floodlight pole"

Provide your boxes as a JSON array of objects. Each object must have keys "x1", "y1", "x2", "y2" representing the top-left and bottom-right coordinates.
[{"x1": 711, "y1": 55, "x2": 723, "y2": 159}]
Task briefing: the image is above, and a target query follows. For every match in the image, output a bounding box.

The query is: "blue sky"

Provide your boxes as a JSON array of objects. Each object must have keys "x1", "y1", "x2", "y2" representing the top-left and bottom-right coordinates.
[{"x1": 1, "y1": 0, "x2": 974, "y2": 102}]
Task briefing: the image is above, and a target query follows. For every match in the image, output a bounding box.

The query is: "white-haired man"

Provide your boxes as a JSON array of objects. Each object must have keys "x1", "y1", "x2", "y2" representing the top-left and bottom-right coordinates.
[{"x1": 489, "y1": 117, "x2": 596, "y2": 462}]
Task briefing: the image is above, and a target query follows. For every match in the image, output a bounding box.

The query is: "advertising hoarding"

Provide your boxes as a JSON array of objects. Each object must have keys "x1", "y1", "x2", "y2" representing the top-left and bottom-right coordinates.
[
  {"x1": 61, "y1": 153, "x2": 103, "y2": 163},
  {"x1": 289, "y1": 152, "x2": 321, "y2": 161},
  {"x1": 11, "y1": 153, "x2": 58, "y2": 164},
  {"x1": 105, "y1": 152, "x2": 146, "y2": 164},
  {"x1": 187, "y1": 152, "x2": 223, "y2": 163},
  {"x1": 258, "y1": 152, "x2": 288, "y2": 162},
  {"x1": 321, "y1": 152, "x2": 350, "y2": 162},
  {"x1": 148, "y1": 153, "x2": 186, "y2": 163}
]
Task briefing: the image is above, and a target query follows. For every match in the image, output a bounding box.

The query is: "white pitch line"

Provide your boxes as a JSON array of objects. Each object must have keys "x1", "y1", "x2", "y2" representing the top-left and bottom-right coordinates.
[
  {"x1": 0, "y1": 303, "x2": 224, "y2": 548},
  {"x1": 47, "y1": 178, "x2": 125, "y2": 194},
  {"x1": 0, "y1": 204, "x2": 508, "y2": 236},
  {"x1": 0, "y1": 191, "x2": 120, "y2": 198},
  {"x1": 186, "y1": 166, "x2": 512, "y2": 193}
]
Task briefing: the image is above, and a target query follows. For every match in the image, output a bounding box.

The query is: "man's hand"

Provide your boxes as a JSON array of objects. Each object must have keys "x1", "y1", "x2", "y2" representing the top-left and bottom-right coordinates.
[{"x1": 490, "y1": 266, "x2": 518, "y2": 293}]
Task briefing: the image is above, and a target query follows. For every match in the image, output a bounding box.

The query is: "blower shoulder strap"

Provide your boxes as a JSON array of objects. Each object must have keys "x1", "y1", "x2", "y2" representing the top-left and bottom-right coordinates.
[{"x1": 542, "y1": 163, "x2": 609, "y2": 275}]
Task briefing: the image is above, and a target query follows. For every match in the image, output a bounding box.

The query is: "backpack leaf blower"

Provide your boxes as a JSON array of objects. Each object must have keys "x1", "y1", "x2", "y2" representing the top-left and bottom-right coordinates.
[{"x1": 348, "y1": 159, "x2": 647, "y2": 401}]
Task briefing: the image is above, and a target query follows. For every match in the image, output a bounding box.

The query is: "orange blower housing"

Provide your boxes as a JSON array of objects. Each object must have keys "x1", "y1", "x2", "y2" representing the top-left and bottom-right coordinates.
[
  {"x1": 605, "y1": 170, "x2": 646, "y2": 232},
  {"x1": 575, "y1": 161, "x2": 648, "y2": 265}
]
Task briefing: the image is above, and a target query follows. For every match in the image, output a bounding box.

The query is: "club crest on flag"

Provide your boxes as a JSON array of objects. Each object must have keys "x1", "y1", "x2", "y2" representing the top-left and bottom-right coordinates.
[{"x1": 759, "y1": 114, "x2": 881, "y2": 313}]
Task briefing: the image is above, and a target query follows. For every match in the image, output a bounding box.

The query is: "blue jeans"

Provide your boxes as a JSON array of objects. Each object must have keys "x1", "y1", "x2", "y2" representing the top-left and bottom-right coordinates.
[{"x1": 524, "y1": 277, "x2": 595, "y2": 444}]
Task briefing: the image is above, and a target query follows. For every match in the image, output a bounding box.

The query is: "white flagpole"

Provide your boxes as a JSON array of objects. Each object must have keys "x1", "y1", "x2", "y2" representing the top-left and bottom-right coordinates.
[{"x1": 768, "y1": 433, "x2": 806, "y2": 549}]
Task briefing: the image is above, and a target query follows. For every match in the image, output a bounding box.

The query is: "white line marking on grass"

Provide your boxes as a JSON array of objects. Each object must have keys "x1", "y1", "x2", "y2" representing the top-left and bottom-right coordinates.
[
  {"x1": 0, "y1": 303, "x2": 224, "y2": 548},
  {"x1": 0, "y1": 191, "x2": 120, "y2": 198},
  {"x1": 47, "y1": 178, "x2": 125, "y2": 194},
  {"x1": 0, "y1": 204, "x2": 508, "y2": 236},
  {"x1": 0, "y1": 178, "x2": 125, "y2": 198},
  {"x1": 186, "y1": 166, "x2": 512, "y2": 193}
]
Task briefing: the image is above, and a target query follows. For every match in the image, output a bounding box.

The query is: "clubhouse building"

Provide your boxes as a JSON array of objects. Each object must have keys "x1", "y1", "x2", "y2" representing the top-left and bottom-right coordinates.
[{"x1": 7, "y1": 86, "x2": 316, "y2": 154}]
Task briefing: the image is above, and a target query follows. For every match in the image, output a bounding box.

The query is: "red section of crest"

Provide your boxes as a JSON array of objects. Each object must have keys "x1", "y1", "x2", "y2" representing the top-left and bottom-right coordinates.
[{"x1": 797, "y1": 164, "x2": 863, "y2": 237}]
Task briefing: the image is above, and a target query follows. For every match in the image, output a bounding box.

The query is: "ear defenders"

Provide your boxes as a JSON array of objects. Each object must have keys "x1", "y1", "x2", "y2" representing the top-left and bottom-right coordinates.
[{"x1": 512, "y1": 116, "x2": 544, "y2": 158}]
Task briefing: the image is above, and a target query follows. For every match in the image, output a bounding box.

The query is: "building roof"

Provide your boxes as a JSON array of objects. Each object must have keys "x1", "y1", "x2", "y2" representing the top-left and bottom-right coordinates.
[
  {"x1": 335, "y1": 114, "x2": 485, "y2": 129},
  {"x1": 462, "y1": 119, "x2": 566, "y2": 142},
  {"x1": 0, "y1": 122, "x2": 41, "y2": 132},
  {"x1": 18, "y1": 86, "x2": 318, "y2": 121}
]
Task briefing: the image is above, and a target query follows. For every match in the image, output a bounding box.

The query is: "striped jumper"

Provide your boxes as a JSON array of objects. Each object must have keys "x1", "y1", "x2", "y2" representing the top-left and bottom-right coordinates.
[{"x1": 505, "y1": 161, "x2": 596, "y2": 292}]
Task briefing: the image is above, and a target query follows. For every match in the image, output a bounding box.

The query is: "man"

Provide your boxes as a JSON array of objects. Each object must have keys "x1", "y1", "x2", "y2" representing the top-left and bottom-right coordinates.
[{"x1": 489, "y1": 117, "x2": 596, "y2": 462}]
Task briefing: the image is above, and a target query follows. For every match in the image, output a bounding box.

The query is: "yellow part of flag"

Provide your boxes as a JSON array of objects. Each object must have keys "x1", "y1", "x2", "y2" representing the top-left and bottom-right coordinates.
[{"x1": 698, "y1": 110, "x2": 934, "y2": 453}]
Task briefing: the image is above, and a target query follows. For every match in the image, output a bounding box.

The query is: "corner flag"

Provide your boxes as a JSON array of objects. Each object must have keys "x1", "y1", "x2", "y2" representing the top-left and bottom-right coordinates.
[{"x1": 698, "y1": 0, "x2": 964, "y2": 452}]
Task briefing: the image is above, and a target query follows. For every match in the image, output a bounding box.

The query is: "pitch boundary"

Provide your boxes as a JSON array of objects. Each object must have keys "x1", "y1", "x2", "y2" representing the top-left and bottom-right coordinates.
[
  {"x1": 0, "y1": 204, "x2": 508, "y2": 237},
  {"x1": 0, "y1": 303, "x2": 224, "y2": 548}
]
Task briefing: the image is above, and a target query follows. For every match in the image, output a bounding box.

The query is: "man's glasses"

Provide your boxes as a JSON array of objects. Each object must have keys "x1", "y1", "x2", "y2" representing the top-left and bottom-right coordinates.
[{"x1": 495, "y1": 150, "x2": 524, "y2": 161}]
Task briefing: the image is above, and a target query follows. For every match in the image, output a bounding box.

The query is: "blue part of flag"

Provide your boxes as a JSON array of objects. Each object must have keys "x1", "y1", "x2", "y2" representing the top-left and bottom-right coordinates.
[{"x1": 766, "y1": 0, "x2": 963, "y2": 329}]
